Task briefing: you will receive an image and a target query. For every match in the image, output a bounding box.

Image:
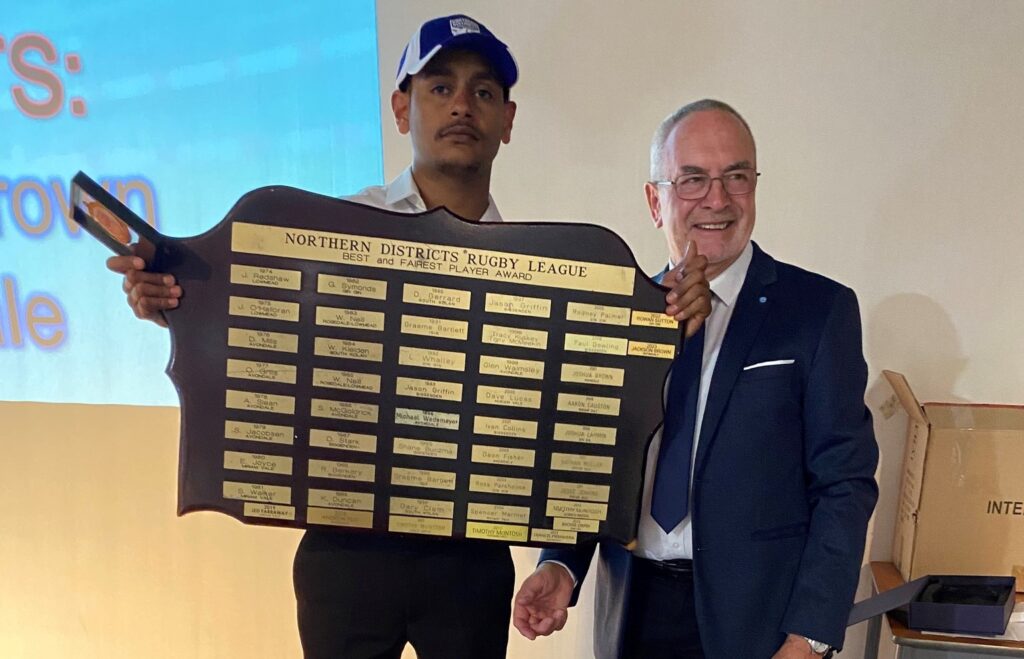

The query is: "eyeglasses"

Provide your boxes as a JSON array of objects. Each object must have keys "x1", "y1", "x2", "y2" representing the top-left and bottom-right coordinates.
[{"x1": 652, "y1": 169, "x2": 761, "y2": 200}]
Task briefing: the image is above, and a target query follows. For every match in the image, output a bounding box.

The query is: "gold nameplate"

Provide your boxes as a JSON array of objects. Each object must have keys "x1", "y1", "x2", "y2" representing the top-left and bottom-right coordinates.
[
  {"x1": 388, "y1": 515, "x2": 453, "y2": 537},
  {"x1": 553, "y1": 517, "x2": 600, "y2": 532},
  {"x1": 547, "y1": 499, "x2": 608, "y2": 520},
  {"x1": 627, "y1": 341, "x2": 676, "y2": 359},
  {"x1": 315, "y1": 306, "x2": 386, "y2": 331},
  {"x1": 243, "y1": 502, "x2": 295, "y2": 521},
  {"x1": 479, "y1": 355, "x2": 545, "y2": 381},
  {"x1": 232, "y1": 224, "x2": 376, "y2": 261},
  {"x1": 395, "y1": 377, "x2": 464, "y2": 402},
  {"x1": 391, "y1": 467, "x2": 457, "y2": 490},
  {"x1": 559, "y1": 363, "x2": 624, "y2": 388},
  {"x1": 564, "y1": 333, "x2": 628, "y2": 356},
  {"x1": 230, "y1": 264, "x2": 302, "y2": 290},
  {"x1": 227, "y1": 327, "x2": 298, "y2": 354},
  {"x1": 403, "y1": 283, "x2": 471, "y2": 310},
  {"x1": 393, "y1": 437, "x2": 459, "y2": 460},
  {"x1": 548, "y1": 481, "x2": 611, "y2": 503},
  {"x1": 467, "y1": 502, "x2": 531, "y2": 525},
  {"x1": 308, "y1": 488, "x2": 375, "y2": 511},
  {"x1": 228, "y1": 295, "x2": 300, "y2": 322},
  {"x1": 389, "y1": 496, "x2": 455, "y2": 519},
  {"x1": 565, "y1": 302, "x2": 631, "y2": 326},
  {"x1": 465, "y1": 521, "x2": 529, "y2": 542},
  {"x1": 311, "y1": 399, "x2": 379, "y2": 423},
  {"x1": 308, "y1": 459, "x2": 375, "y2": 482},
  {"x1": 481, "y1": 324, "x2": 548, "y2": 351},
  {"x1": 309, "y1": 429, "x2": 377, "y2": 453},
  {"x1": 401, "y1": 314, "x2": 469, "y2": 341},
  {"x1": 317, "y1": 273, "x2": 388, "y2": 300},
  {"x1": 556, "y1": 393, "x2": 621, "y2": 417},
  {"x1": 531, "y1": 528, "x2": 577, "y2": 544},
  {"x1": 232, "y1": 222, "x2": 635, "y2": 296},
  {"x1": 312, "y1": 368, "x2": 381, "y2": 393},
  {"x1": 223, "y1": 481, "x2": 292, "y2": 504},
  {"x1": 224, "y1": 450, "x2": 293, "y2": 475},
  {"x1": 477, "y1": 385, "x2": 542, "y2": 409},
  {"x1": 551, "y1": 453, "x2": 614, "y2": 474},
  {"x1": 473, "y1": 415, "x2": 538, "y2": 440},
  {"x1": 225, "y1": 389, "x2": 296, "y2": 415},
  {"x1": 225, "y1": 420, "x2": 294, "y2": 445},
  {"x1": 469, "y1": 474, "x2": 533, "y2": 497},
  {"x1": 227, "y1": 358, "x2": 297, "y2": 385},
  {"x1": 313, "y1": 337, "x2": 384, "y2": 362},
  {"x1": 631, "y1": 310, "x2": 678, "y2": 329},
  {"x1": 307, "y1": 507, "x2": 374, "y2": 528},
  {"x1": 398, "y1": 346, "x2": 466, "y2": 372},
  {"x1": 394, "y1": 407, "x2": 460, "y2": 431},
  {"x1": 484, "y1": 293, "x2": 552, "y2": 318},
  {"x1": 471, "y1": 445, "x2": 536, "y2": 468},
  {"x1": 553, "y1": 422, "x2": 618, "y2": 446}
]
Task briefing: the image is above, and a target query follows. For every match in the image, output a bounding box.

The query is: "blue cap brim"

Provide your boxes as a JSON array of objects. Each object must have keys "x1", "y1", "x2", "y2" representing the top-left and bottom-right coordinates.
[{"x1": 442, "y1": 33, "x2": 518, "y2": 88}]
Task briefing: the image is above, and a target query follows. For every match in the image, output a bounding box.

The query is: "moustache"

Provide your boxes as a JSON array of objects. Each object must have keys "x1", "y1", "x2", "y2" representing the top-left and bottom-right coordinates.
[{"x1": 437, "y1": 122, "x2": 481, "y2": 140}]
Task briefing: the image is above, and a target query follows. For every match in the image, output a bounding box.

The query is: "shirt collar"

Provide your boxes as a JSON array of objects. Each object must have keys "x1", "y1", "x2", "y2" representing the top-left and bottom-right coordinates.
[
  {"x1": 384, "y1": 166, "x2": 503, "y2": 222},
  {"x1": 709, "y1": 241, "x2": 753, "y2": 308},
  {"x1": 384, "y1": 167, "x2": 424, "y2": 209}
]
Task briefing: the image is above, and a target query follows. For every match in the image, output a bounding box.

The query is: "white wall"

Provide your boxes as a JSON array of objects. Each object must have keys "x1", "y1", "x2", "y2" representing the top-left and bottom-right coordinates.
[
  {"x1": 377, "y1": 2, "x2": 1024, "y2": 657},
  {"x1": 2, "y1": 4, "x2": 1021, "y2": 658}
]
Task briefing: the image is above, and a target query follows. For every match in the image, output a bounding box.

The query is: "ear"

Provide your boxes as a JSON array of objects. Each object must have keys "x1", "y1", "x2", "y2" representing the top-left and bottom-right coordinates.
[
  {"x1": 644, "y1": 181, "x2": 663, "y2": 229},
  {"x1": 500, "y1": 100, "x2": 517, "y2": 144},
  {"x1": 391, "y1": 89, "x2": 410, "y2": 135}
]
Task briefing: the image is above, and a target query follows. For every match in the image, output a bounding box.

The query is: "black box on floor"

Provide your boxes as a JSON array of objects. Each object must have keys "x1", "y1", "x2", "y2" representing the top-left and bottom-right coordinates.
[
  {"x1": 849, "y1": 574, "x2": 1016, "y2": 636},
  {"x1": 908, "y1": 575, "x2": 1016, "y2": 635}
]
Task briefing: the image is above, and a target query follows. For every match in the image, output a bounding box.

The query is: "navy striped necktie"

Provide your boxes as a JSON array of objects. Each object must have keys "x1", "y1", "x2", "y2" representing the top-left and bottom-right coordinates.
[{"x1": 651, "y1": 324, "x2": 705, "y2": 533}]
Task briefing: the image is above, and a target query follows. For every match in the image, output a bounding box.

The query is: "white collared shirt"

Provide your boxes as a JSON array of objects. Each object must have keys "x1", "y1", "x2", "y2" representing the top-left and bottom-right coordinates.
[
  {"x1": 633, "y1": 241, "x2": 754, "y2": 561},
  {"x1": 346, "y1": 166, "x2": 503, "y2": 222}
]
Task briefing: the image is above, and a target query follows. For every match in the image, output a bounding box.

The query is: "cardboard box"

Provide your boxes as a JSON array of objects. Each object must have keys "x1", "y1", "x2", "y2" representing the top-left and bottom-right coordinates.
[{"x1": 885, "y1": 371, "x2": 1024, "y2": 591}]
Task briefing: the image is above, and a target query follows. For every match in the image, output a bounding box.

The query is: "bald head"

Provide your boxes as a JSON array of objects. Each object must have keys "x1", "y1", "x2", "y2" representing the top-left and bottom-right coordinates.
[{"x1": 650, "y1": 99, "x2": 755, "y2": 180}]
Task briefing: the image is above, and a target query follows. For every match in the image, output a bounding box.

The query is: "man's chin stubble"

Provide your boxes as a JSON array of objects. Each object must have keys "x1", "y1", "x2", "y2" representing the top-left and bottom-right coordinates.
[{"x1": 437, "y1": 160, "x2": 482, "y2": 179}]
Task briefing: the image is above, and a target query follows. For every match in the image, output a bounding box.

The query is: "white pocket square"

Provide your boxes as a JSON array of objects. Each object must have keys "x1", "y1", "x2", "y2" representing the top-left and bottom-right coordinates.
[{"x1": 743, "y1": 359, "x2": 795, "y2": 371}]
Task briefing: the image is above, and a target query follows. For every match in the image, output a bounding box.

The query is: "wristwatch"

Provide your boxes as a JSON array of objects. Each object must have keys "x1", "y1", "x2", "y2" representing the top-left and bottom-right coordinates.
[{"x1": 804, "y1": 637, "x2": 832, "y2": 657}]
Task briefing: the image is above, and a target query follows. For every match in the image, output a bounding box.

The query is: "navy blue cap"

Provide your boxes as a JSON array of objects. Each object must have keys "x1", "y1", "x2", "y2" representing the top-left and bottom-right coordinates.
[{"x1": 396, "y1": 14, "x2": 518, "y2": 90}]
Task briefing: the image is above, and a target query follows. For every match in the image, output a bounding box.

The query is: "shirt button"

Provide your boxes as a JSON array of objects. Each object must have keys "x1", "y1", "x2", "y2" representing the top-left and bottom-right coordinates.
[{"x1": 672, "y1": 543, "x2": 679, "y2": 549}]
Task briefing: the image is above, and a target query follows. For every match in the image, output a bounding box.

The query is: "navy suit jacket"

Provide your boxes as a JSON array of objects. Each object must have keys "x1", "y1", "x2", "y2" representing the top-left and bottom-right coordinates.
[{"x1": 541, "y1": 243, "x2": 879, "y2": 658}]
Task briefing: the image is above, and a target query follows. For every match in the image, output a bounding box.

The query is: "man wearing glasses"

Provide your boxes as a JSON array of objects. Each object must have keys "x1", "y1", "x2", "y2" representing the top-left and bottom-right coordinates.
[{"x1": 514, "y1": 99, "x2": 879, "y2": 659}]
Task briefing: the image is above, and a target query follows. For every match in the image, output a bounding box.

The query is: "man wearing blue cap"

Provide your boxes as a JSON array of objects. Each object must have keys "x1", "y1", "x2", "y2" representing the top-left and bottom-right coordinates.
[
  {"x1": 108, "y1": 13, "x2": 711, "y2": 659},
  {"x1": 289, "y1": 15, "x2": 523, "y2": 659}
]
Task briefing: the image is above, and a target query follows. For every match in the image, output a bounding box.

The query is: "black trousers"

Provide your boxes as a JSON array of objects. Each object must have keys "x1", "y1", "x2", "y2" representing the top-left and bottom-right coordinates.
[
  {"x1": 621, "y1": 558, "x2": 705, "y2": 659},
  {"x1": 293, "y1": 530, "x2": 514, "y2": 659}
]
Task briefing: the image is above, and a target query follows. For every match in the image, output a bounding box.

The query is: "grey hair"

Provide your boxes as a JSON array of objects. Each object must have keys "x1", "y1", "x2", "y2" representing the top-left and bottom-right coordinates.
[{"x1": 649, "y1": 99, "x2": 756, "y2": 180}]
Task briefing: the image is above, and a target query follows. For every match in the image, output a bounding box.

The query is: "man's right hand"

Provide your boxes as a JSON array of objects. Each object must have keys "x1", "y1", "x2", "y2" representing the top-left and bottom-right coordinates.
[
  {"x1": 106, "y1": 249, "x2": 181, "y2": 327},
  {"x1": 664, "y1": 239, "x2": 711, "y2": 338},
  {"x1": 512, "y1": 562, "x2": 575, "y2": 641}
]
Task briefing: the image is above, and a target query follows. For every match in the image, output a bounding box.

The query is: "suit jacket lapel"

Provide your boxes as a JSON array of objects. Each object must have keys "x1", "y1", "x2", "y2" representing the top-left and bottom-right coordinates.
[{"x1": 693, "y1": 243, "x2": 777, "y2": 476}]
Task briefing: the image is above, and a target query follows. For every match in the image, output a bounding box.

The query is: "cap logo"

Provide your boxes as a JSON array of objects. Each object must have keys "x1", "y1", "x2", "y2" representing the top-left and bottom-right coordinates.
[{"x1": 449, "y1": 17, "x2": 481, "y2": 36}]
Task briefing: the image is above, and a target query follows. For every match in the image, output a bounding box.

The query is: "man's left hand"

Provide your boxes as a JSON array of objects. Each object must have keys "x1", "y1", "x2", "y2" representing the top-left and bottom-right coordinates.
[{"x1": 771, "y1": 634, "x2": 824, "y2": 658}]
